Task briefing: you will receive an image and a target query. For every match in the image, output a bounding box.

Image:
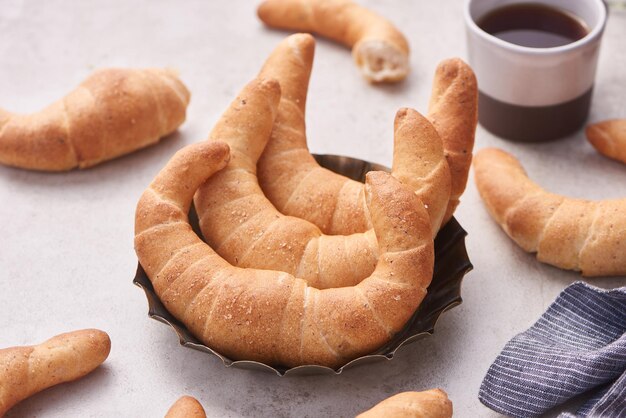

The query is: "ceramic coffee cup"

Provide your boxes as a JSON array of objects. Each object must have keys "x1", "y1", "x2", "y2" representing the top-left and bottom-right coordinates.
[{"x1": 464, "y1": 0, "x2": 607, "y2": 142}]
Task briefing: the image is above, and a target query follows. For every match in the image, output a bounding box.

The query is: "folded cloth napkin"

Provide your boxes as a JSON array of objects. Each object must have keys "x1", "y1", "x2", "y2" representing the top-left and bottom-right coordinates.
[{"x1": 479, "y1": 281, "x2": 626, "y2": 417}]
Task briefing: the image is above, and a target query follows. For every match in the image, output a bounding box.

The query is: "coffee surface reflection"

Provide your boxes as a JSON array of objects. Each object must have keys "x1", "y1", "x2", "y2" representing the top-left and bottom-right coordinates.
[{"x1": 478, "y1": 3, "x2": 589, "y2": 48}]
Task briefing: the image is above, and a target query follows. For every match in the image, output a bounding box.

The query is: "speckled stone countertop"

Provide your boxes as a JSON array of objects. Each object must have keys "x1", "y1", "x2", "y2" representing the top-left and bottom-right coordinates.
[{"x1": 1, "y1": 1, "x2": 625, "y2": 417}]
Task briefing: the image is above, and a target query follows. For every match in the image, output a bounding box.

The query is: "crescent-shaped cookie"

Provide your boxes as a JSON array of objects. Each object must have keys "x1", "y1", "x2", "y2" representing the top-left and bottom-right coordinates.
[
  {"x1": 0, "y1": 329, "x2": 111, "y2": 417},
  {"x1": 586, "y1": 119, "x2": 626, "y2": 164},
  {"x1": 257, "y1": 33, "x2": 451, "y2": 236},
  {"x1": 135, "y1": 140, "x2": 434, "y2": 368},
  {"x1": 194, "y1": 78, "x2": 383, "y2": 288},
  {"x1": 356, "y1": 389, "x2": 453, "y2": 418},
  {"x1": 257, "y1": 0, "x2": 409, "y2": 83},
  {"x1": 165, "y1": 396, "x2": 206, "y2": 418},
  {"x1": 474, "y1": 148, "x2": 626, "y2": 276},
  {"x1": 0, "y1": 68, "x2": 190, "y2": 171}
]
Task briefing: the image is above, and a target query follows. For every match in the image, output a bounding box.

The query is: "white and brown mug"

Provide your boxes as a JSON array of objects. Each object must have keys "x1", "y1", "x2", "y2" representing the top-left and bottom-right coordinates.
[{"x1": 464, "y1": 0, "x2": 608, "y2": 142}]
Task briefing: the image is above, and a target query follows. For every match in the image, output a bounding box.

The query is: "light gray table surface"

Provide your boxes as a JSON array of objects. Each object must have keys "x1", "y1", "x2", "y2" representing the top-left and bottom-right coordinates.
[{"x1": 1, "y1": 1, "x2": 625, "y2": 417}]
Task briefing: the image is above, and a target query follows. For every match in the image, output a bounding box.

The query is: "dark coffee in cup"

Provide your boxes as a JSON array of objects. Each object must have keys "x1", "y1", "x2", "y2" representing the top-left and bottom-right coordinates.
[
  {"x1": 478, "y1": 3, "x2": 589, "y2": 48},
  {"x1": 465, "y1": 0, "x2": 607, "y2": 142}
]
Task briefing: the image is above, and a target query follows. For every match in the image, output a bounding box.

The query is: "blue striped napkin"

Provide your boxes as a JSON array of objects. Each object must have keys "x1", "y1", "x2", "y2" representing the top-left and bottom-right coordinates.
[{"x1": 479, "y1": 282, "x2": 626, "y2": 417}]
